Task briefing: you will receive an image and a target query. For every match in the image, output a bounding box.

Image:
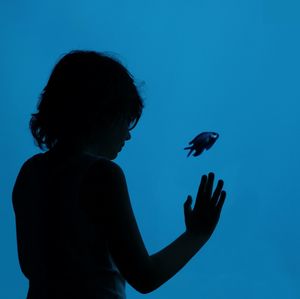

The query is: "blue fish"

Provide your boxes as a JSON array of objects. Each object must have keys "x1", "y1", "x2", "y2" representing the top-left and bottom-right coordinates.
[{"x1": 184, "y1": 132, "x2": 219, "y2": 157}]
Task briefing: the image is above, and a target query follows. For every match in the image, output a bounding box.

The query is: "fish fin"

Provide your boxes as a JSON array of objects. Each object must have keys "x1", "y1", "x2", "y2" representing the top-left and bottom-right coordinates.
[
  {"x1": 205, "y1": 143, "x2": 213, "y2": 150},
  {"x1": 187, "y1": 148, "x2": 193, "y2": 157},
  {"x1": 205, "y1": 139, "x2": 217, "y2": 150},
  {"x1": 193, "y1": 148, "x2": 205, "y2": 157}
]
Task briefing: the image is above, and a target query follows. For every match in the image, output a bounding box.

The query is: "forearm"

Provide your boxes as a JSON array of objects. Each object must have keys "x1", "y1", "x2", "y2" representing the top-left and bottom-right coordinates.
[{"x1": 147, "y1": 231, "x2": 208, "y2": 293}]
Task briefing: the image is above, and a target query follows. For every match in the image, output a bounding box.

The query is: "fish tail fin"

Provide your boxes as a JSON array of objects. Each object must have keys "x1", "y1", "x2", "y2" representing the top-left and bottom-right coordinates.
[{"x1": 184, "y1": 147, "x2": 193, "y2": 157}]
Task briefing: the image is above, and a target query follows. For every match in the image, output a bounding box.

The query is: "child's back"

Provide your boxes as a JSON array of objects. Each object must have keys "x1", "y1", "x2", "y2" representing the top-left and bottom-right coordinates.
[{"x1": 12, "y1": 149, "x2": 126, "y2": 299}]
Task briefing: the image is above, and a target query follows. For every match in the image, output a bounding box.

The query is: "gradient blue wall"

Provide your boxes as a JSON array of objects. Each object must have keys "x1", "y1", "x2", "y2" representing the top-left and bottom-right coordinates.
[{"x1": 1, "y1": 1, "x2": 299, "y2": 298}]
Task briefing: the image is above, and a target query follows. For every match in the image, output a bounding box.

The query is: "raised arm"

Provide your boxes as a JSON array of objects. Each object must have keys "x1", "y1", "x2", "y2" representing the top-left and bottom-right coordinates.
[
  {"x1": 148, "y1": 172, "x2": 226, "y2": 291},
  {"x1": 81, "y1": 160, "x2": 226, "y2": 294},
  {"x1": 80, "y1": 159, "x2": 153, "y2": 293}
]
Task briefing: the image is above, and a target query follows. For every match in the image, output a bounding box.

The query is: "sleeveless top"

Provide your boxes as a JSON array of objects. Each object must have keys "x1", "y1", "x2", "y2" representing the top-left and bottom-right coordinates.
[{"x1": 12, "y1": 149, "x2": 126, "y2": 299}]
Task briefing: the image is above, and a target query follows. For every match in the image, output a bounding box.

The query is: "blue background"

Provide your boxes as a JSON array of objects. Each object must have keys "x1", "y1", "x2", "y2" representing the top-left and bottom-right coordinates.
[{"x1": 1, "y1": 0, "x2": 299, "y2": 298}]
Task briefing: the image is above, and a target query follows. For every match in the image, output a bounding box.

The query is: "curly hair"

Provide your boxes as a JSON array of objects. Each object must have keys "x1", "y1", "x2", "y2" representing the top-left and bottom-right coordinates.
[{"x1": 29, "y1": 50, "x2": 145, "y2": 151}]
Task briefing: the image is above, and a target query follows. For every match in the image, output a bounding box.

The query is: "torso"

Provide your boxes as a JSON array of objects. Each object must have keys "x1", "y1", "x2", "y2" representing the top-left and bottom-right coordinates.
[
  {"x1": 12, "y1": 149, "x2": 126, "y2": 299},
  {"x1": 13, "y1": 150, "x2": 106, "y2": 277}
]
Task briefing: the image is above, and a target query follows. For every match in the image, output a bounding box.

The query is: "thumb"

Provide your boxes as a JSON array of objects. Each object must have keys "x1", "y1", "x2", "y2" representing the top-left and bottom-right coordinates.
[{"x1": 184, "y1": 195, "x2": 193, "y2": 218}]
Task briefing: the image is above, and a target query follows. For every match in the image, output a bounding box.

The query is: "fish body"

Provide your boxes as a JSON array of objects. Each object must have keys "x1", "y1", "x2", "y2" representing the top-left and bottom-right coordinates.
[{"x1": 184, "y1": 132, "x2": 219, "y2": 157}]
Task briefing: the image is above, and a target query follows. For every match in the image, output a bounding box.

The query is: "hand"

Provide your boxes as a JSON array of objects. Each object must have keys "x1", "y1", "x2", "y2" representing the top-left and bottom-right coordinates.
[{"x1": 184, "y1": 172, "x2": 226, "y2": 241}]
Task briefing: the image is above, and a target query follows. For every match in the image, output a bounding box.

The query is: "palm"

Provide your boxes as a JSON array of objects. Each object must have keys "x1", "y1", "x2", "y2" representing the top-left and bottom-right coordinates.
[{"x1": 184, "y1": 172, "x2": 226, "y2": 239}]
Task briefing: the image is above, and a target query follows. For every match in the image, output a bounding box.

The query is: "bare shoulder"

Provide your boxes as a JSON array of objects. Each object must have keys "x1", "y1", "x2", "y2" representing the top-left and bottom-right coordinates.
[
  {"x1": 13, "y1": 153, "x2": 44, "y2": 185},
  {"x1": 85, "y1": 157, "x2": 125, "y2": 184},
  {"x1": 91, "y1": 157, "x2": 122, "y2": 172},
  {"x1": 79, "y1": 157, "x2": 127, "y2": 206},
  {"x1": 79, "y1": 157, "x2": 128, "y2": 231}
]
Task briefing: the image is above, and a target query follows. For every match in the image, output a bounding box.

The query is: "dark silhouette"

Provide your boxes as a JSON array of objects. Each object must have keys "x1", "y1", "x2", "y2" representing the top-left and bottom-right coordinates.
[
  {"x1": 12, "y1": 50, "x2": 226, "y2": 299},
  {"x1": 184, "y1": 132, "x2": 219, "y2": 157}
]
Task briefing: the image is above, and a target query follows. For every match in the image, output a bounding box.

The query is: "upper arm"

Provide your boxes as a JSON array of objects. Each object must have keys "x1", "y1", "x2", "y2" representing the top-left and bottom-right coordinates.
[
  {"x1": 81, "y1": 159, "x2": 153, "y2": 294},
  {"x1": 12, "y1": 157, "x2": 41, "y2": 278}
]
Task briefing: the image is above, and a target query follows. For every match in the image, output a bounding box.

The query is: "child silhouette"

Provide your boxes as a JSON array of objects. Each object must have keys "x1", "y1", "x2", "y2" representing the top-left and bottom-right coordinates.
[{"x1": 12, "y1": 50, "x2": 226, "y2": 299}]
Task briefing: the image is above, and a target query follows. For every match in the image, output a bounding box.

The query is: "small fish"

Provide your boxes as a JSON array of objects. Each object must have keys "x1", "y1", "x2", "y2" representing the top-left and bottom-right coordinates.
[{"x1": 184, "y1": 132, "x2": 219, "y2": 157}]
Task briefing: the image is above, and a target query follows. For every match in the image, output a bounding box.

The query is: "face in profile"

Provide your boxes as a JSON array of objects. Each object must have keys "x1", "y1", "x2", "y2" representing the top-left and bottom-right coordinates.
[
  {"x1": 84, "y1": 115, "x2": 132, "y2": 159},
  {"x1": 110, "y1": 116, "x2": 132, "y2": 153}
]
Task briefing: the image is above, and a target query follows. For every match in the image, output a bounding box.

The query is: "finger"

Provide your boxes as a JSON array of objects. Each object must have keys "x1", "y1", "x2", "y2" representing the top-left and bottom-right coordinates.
[
  {"x1": 184, "y1": 195, "x2": 193, "y2": 219},
  {"x1": 215, "y1": 191, "x2": 226, "y2": 214},
  {"x1": 205, "y1": 172, "x2": 215, "y2": 199},
  {"x1": 193, "y1": 175, "x2": 207, "y2": 214},
  {"x1": 184, "y1": 195, "x2": 193, "y2": 209},
  {"x1": 211, "y1": 179, "x2": 224, "y2": 206}
]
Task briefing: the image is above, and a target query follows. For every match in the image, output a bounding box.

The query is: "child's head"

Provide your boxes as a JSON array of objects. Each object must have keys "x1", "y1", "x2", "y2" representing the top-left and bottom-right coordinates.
[{"x1": 30, "y1": 50, "x2": 145, "y2": 154}]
